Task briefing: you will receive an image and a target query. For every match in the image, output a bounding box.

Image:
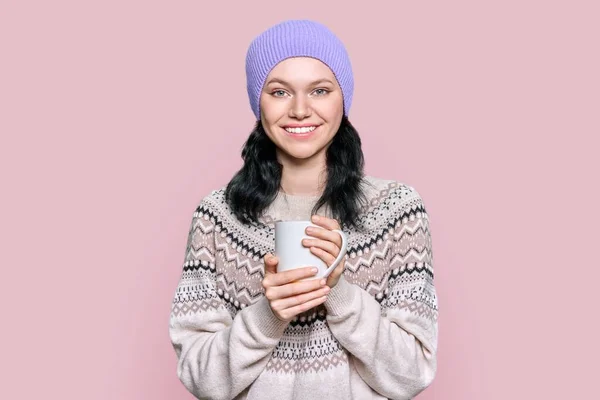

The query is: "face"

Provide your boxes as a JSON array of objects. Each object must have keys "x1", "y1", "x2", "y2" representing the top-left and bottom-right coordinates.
[{"x1": 259, "y1": 57, "x2": 344, "y2": 164}]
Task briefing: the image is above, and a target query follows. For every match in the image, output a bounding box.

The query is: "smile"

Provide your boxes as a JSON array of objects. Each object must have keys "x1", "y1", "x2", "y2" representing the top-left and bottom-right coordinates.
[{"x1": 284, "y1": 126, "x2": 318, "y2": 134}]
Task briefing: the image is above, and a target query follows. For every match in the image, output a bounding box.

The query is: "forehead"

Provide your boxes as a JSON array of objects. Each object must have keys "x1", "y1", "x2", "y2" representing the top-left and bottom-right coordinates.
[{"x1": 266, "y1": 57, "x2": 337, "y2": 84}]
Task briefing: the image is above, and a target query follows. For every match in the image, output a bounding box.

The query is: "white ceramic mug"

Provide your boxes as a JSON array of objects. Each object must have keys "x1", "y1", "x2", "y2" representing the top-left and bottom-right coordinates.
[{"x1": 274, "y1": 220, "x2": 348, "y2": 280}]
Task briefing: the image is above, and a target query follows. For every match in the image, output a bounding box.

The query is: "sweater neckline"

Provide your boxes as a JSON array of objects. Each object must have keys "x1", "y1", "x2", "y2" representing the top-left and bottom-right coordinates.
[
  {"x1": 262, "y1": 190, "x2": 324, "y2": 223},
  {"x1": 277, "y1": 189, "x2": 321, "y2": 199}
]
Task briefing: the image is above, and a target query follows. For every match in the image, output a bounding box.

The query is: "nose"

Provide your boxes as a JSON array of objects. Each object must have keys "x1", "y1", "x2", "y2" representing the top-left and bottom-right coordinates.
[{"x1": 289, "y1": 96, "x2": 311, "y2": 119}]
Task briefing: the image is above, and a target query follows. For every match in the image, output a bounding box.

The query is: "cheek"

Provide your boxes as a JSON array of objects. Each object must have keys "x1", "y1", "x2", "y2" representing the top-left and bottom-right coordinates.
[
  {"x1": 319, "y1": 95, "x2": 344, "y2": 120},
  {"x1": 321, "y1": 108, "x2": 343, "y2": 131},
  {"x1": 260, "y1": 96, "x2": 287, "y2": 123}
]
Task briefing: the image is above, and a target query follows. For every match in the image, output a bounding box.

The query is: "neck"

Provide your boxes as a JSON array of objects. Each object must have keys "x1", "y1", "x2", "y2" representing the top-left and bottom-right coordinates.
[{"x1": 278, "y1": 152, "x2": 327, "y2": 196}]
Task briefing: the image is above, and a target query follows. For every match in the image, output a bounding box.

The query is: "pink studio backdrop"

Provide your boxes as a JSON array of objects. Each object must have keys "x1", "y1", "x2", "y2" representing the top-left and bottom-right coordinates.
[{"x1": 1, "y1": 1, "x2": 598, "y2": 399}]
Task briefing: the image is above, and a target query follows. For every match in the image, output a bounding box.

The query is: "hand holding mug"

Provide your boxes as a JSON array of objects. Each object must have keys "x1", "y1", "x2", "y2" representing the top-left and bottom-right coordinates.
[
  {"x1": 302, "y1": 215, "x2": 347, "y2": 289},
  {"x1": 261, "y1": 253, "x2": 331, "y2": 322},
  {"x1": 274, "y1": 218, "x2": 348, "y2": 286}
]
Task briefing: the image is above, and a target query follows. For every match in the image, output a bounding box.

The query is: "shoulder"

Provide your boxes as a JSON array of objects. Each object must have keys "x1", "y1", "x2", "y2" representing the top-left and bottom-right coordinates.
[
  {"x1": 360, "y1": 175, "x2": 430, "y2": 226},
  {"x1": 188, "y1": 185, "x2": 269, "y2": 261},
  {"x1": 362, "y1": 175, "x2": 427, "y2": 206},
  {"x1": 191, "y1": 185, "x2": 231, "y2": 221}
]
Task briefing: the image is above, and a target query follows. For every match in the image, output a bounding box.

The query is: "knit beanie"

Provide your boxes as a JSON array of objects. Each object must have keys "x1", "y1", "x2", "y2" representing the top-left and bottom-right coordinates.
[{"x1": 245, "y1": 19, "x2": 354, "y2": 120}]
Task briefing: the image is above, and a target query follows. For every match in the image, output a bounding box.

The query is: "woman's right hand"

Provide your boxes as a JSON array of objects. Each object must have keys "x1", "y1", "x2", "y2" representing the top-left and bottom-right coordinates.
[{"x1": 262, "y1": 253, "x2": 330, "y2": 322}]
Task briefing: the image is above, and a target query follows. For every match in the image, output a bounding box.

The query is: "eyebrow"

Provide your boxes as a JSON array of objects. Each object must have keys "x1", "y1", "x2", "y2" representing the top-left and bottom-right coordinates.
[{"x1": 265, "y1": 78, "x2": 335, "y2": 86}]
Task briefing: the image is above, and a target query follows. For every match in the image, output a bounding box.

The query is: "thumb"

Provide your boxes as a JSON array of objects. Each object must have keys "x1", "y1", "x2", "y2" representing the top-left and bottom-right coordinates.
[{"x1": 263, "y1": 253, "x2": 278, "y2": 275}]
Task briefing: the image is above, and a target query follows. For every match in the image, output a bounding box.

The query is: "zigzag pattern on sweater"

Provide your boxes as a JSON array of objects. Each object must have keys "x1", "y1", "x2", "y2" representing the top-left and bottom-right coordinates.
[
  {"x1": 194, "y1": 183, "x2": 428, "y2": 260},
  {"x1": 173, "y1": 180, "x2": 437, "y2": 310}
]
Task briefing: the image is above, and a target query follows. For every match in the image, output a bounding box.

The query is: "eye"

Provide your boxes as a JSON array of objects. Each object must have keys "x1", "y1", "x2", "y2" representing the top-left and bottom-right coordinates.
[
  {"x1": 313, "y1": 88, "x2": 329, "y2": 96},
  {"x1": 272, "y1": 90, "x2": 288, "y2": 97}
]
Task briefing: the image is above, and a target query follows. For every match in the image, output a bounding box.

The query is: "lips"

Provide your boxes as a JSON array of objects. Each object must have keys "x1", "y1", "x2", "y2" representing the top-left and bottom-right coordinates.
[{"x1": 282, "y1": 125, "x2": 320, "y2": 139}]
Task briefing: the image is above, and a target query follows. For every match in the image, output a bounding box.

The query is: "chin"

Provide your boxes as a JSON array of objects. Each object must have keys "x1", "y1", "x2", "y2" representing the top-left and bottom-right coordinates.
[{"x1": 280, "y1": 146, "x2": 324, "y2": 161}]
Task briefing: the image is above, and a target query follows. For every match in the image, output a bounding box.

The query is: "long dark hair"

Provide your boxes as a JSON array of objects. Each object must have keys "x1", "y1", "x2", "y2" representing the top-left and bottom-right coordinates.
[{"x1": 224, "y1": 116, "x2": 369, "y2": 229}]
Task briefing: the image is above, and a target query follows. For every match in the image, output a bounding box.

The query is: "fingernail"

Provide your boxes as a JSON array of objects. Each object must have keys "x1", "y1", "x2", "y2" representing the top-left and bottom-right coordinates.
[
  {"x1": 312, "y1": 268, "x2": 318, "y2": 274},
  {"x1": 312, "y1": 215, "x2": 320, "y2": 221},
  {"x1": 320, "y1": 279, "x2": 326, "y2": 285},
  {"x1": 323, "y1": 286, "x2": 330, "y2": 293}
]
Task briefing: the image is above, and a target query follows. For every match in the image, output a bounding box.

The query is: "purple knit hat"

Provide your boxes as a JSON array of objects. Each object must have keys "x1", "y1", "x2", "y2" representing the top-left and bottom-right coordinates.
[{"x1": 245, "y1": 19, "x2": 354, "y2": 120}]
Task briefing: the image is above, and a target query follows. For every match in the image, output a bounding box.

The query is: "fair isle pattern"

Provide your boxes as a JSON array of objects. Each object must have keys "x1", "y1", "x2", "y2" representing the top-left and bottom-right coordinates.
[
  {"x1": 170, "y1": 177, "x2": 438, "y2": 376},
  {"x1": 266, "y1": 350, "x2": 349, "y2": 374},
  {"x1": 265, "y1": 310, "x2": 348, "y2": 373}
]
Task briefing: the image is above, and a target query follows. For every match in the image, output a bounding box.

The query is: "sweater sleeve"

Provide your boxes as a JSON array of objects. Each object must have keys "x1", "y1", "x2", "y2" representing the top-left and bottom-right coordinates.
[
  {"x1": 169, "y1": 201, "x2": 289, "y2": 400},
  {"x1": 323, "y1": 190, "x2": 438, "y2": 400}
]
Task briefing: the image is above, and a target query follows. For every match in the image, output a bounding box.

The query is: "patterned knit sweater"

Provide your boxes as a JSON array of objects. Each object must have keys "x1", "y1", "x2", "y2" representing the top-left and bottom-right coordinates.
[{"x1": 169, "y1": 176, "x2": 438, "y2": 400}]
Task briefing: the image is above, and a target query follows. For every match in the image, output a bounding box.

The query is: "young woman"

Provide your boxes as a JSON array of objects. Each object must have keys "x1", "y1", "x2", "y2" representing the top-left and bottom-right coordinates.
[{"x1": 169, "y1": 19, "x2": 438, "y2": 400}]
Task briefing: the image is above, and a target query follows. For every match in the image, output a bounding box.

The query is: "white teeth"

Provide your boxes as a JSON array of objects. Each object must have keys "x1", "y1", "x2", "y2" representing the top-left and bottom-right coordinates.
[{"x1": 284, "y1": 126, "x2": 317, "y2": 134}]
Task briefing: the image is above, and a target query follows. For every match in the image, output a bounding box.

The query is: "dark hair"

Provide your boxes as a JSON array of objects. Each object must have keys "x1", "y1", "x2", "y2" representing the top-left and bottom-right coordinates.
[{"x1": 224, "y1": 115, "x2": 369, "y2": 229}]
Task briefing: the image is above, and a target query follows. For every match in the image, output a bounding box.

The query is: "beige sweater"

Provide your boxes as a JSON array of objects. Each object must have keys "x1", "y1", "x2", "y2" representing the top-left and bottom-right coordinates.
[{"x1": 169, "y1": 176, "x2": 438, "y2": 399}]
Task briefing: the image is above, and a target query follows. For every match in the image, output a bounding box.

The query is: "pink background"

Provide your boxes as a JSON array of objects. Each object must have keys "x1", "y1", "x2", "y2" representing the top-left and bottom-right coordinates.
[{"x1": 2, "y1": 1, "x2": 598, "y2": 398}]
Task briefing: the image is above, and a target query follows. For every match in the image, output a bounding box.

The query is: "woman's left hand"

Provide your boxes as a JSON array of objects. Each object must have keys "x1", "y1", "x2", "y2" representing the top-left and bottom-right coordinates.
[{"x1": 302, "y1": 215, "x2": 347, "y2": 289}]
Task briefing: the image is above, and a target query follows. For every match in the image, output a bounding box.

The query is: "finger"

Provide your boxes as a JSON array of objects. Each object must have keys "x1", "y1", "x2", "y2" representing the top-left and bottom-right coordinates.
[
  {"x1": 305, "y1": 225, "x2": 343, "y2": 248},
  {"x1": 310, "y1": 215, "x2": 341, "y2": 230},
  {"x1": 268, "y1": 266, "x2": 319, "y2": 286},
  {"x1": 302, "y1": 238, "x2": 339, "y2": 257},
  {"x1": 263, "y1": 253, "x2": 278, "y2": 275},
  {"x1": 309, "y1": 246, "x2": 337, "y2": 267},
  {"x1": 271, "y1": 285, "x2": 330, "y2": 311},
  {"x1": 265, "y1": 276, "x2": 325, "y2": 301},
  {"x1": 279, "y1": 295, "x2": 328, "y2": 321}
]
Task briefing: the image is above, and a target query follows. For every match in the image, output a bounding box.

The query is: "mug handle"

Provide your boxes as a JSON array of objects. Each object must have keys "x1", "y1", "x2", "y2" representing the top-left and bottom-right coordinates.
[{"x1": 321, "y1": 229, "x2": 348, "y2": 278}]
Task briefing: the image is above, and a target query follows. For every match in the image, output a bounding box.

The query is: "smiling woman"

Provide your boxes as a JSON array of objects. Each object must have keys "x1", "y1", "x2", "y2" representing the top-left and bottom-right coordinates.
[{"x1": 169, "y1": 19, "x2": 439, "y2": 400}]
